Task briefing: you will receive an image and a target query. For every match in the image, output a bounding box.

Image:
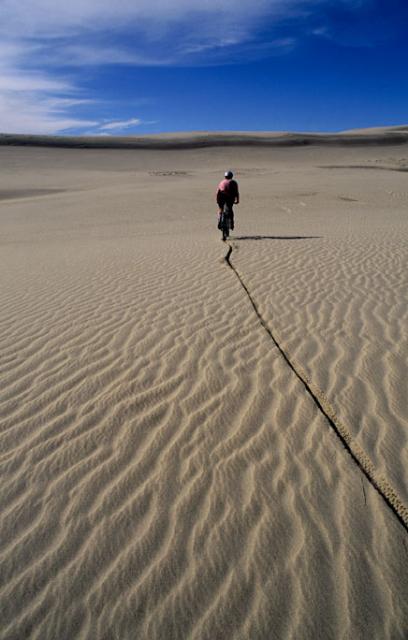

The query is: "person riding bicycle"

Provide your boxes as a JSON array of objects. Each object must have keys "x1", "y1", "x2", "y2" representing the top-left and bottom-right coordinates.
[{"x1": 216, "y1": 170, "x2": 239, "y2": 230}]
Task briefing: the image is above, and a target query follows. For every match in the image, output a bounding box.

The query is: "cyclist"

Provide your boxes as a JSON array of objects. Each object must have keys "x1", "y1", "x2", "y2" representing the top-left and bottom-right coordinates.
[{"x1": 216, "y1": 170, "x2": 239, "y2": 230}]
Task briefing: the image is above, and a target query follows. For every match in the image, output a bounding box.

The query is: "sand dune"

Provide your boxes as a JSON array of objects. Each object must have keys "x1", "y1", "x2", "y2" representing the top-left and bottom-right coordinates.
[
  {"x1": 0, "y1": 136, "x2": 407, "y2": 639},
  {"x1": 1, "y1": 125, "x2": 408, "y2": 150}
]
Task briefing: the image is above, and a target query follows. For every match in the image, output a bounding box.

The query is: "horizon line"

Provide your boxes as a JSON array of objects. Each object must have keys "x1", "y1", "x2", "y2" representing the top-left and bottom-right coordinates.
[{"x1": 1, "y1": 126, "x2": 407, "y2": 150}]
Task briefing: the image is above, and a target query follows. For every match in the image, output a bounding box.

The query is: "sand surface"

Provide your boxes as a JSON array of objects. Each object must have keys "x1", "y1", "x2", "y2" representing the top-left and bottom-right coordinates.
[{"x1": 0, "y1": 132, "x2": 407, "y2": 639}]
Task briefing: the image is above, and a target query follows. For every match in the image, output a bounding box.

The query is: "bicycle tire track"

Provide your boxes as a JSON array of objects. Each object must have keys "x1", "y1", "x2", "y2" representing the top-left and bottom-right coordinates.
[{"x1": 225, "y1": 243, "x2": 408, "y2": 534}]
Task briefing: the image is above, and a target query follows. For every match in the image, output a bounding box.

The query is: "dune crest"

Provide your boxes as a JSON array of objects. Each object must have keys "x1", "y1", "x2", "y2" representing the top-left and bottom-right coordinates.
[{"x1": 1, "y1": 125, "x2": 408, "y2": 150}]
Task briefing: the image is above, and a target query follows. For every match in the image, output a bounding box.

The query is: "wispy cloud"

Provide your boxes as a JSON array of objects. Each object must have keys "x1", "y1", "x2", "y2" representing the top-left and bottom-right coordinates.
[
  {"x1": 0, "y1": 0, "x2": 304, "y2": 71},
  {"x1": 0, "y1": 39, "x2": 95, "y2": 133},
  {"x1": 0, "y1": 0, "x2": 374, "y2": 134},
  {"x1": 99, "y1": 118, "x2": 142, "y2": 131},
  {"x1": 0, "y1": 73, "x2": 71, "y2": 93},
  {"x1": 40, "y1": 44, "x2": 170, "y2": 68},
  {"x1": 0, "y1": 1, "x2": 291, "y2": 39},
  {"x1": 0, "y1": 93, "x2": 98, "y2": 134}
]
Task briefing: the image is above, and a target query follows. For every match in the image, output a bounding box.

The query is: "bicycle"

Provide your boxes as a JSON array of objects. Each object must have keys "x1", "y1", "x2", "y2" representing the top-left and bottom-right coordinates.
[{"x1": 219, "y1": 203, "x2": 233, "y2": 241}]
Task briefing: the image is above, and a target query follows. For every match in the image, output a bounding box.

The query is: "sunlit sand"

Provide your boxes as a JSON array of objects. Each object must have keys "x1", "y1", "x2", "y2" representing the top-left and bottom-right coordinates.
[{"x1": 1, "y1": 129, "x2": 407, "y2": 639}]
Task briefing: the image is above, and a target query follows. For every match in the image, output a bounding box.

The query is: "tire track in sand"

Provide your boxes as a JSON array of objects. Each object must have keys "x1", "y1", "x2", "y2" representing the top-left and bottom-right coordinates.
[{"x1": 224, "y1": 243, "x2": 408, "y2": 534}]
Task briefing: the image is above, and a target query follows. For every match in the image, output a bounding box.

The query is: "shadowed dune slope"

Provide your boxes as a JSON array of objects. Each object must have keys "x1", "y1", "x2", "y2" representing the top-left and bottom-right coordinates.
[{"x1": 1, "y1": 126, "x2": 408, "y2": 150}]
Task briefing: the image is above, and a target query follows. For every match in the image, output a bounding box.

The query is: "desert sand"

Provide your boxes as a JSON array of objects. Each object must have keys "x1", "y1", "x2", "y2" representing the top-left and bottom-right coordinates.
[{"x1": 0, "y1": 130, "x2": 407, "y2": 639}]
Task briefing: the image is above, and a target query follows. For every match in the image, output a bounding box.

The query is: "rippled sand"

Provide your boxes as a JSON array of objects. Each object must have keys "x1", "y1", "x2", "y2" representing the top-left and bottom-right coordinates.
[{"x1": 0, "y1": 134, "x2": 407, "y2": 639}]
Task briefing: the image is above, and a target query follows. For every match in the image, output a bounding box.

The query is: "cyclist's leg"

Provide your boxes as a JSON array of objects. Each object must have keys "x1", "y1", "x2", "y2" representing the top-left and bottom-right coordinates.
[
  {"x1": 217, "y1": 193, "x2": 225, "y2": 228},
  {"x1": 230, "y1": 205, "x2": 234, "y2": 230}
]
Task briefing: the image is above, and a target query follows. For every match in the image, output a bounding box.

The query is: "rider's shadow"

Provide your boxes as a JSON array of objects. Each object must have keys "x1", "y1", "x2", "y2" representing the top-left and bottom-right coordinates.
[{"x1": 233, "y1": 235, "x2": 321, "y2": 240}]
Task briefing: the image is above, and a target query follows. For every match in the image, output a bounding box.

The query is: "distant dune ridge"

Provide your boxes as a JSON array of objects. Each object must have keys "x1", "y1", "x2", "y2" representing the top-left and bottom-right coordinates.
[
  {"x1": 1, "y1": 125, "x2": 408, "y2": 149},
  {"x1": 0, "y1": 133, "x2": 407, "y2": 639}
]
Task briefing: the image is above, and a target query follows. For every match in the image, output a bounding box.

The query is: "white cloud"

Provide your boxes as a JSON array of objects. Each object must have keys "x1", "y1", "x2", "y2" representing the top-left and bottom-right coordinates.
[
  {"x1": 0, "y1": 1, "x2": 303, "y2": 69},
  {"x1": 0, "y1": 57, "x2": 98, "y2": 134},
  {"x1": 49, "y1": 45, "x2": 166, "y2": 67},
  {"x1": 0, "y1": 1, "x2": 370, "y2": 134},
  {"x1": 99, "y1": 118, "x2": 142, "y2": 131},
  {"x1": 0, "y1": 1, "x2": 290, "y2": 37},
  {"x1": 0, "y1": 1, "x2": 294, "y2": 133},
  {"x1": 0, "y1": 73, "x2": 71, "y2": 92},
  {"x1": 0, "y1": 92, "x2": 98, "y2": 134}
]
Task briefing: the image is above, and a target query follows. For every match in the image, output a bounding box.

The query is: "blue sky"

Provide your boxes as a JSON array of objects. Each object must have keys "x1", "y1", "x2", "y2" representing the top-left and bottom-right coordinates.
[{"x1": 0, "y1": 0, "x2": 407, "y2": 134}]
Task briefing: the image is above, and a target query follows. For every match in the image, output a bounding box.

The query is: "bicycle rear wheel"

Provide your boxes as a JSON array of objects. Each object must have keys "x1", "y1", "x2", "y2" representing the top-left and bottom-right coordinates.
[{"x1": 221, "y1": 205, "x2": 231, "y2": 241}]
